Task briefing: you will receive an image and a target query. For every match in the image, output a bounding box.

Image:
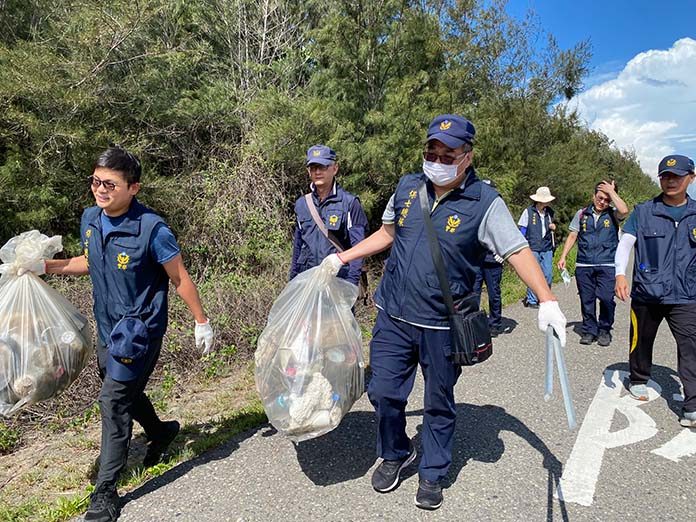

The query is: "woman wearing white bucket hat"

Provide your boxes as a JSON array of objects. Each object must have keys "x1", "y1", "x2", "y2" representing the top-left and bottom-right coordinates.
[{"x1": 518, "y1": 187, "x2": 557, "y2": 308}]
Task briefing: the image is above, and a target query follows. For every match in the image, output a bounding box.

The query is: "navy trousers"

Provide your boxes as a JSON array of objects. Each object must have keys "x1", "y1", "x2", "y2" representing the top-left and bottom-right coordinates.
[
  {"x1": 473, "y1": 262, "x2": 503, "y2": 328},
  {"x1": 575, "y1": 266, "x2": 616, "y2": 336},
  {"x1": 368, "y1": 310, "x2": 461, "y2": 482}
]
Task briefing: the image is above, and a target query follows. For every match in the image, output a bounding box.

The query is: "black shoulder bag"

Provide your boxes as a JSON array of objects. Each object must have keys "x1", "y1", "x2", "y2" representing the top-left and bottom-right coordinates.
[{"x1": 417, "y1": 183, "x2": 493, "y2": 366}]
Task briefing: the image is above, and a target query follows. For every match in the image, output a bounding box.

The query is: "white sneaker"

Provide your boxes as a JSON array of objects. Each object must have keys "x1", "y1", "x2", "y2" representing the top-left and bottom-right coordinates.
[
  {"x1": 679, "y1": 410, "x2": 696, "y2": 428},
  {"x1": 628, "y1": 383, "x2": 649, "y2": 401}
]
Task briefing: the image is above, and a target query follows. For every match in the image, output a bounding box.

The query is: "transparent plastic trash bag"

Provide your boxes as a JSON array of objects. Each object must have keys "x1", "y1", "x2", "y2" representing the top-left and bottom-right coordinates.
[
  {"x1": 255, "y1": 264, "x2": 364, "y2": 442},
  {"x1": 0, "y1": 231, "x2": 93, "y2": 416}
]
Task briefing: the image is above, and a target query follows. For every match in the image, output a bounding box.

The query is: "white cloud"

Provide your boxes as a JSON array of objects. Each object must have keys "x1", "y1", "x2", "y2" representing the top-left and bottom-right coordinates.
[{"x1": 567, "y1": 38, "x2": 696, "y2": 190}]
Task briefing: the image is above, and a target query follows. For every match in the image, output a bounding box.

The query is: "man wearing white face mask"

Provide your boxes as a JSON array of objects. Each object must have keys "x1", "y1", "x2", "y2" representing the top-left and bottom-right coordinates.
[{"x1": 320, "y1": 114, "x2": 566, "y2": 510}]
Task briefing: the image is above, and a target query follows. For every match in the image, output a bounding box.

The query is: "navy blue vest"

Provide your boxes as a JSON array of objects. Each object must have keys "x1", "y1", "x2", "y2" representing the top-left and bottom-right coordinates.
[
  {"x1": 374, "y1": 171, "x2": 499, "y2": 327},
  {"x1": 294, "y1": 184, "x2": 358, "y2": 280},
  {"x1": 525, "y1": 205, "x2": 554, "y2": 252},
  {"x1": 576, "y1": 205, "x2": 619, "y2": 265},
  {"x1": 80, "y1": 199, "x2": 171, "y2": 345},
  {"x1": 631, "y1": 196, "x2": 696, "y2": 304}
]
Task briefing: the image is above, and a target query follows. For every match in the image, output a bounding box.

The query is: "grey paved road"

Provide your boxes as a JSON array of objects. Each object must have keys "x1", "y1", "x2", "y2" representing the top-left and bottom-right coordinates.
[{"x1": 110, "y1": 279, "x2": 694, "y2": 521}]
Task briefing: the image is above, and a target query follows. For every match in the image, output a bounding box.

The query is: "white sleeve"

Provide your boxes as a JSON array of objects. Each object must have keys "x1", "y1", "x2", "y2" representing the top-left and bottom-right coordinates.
[
  {"x1": 614, "y1": 233, "x2": 636, "y2": 276},
  {"x1": 517, "y1": 209, "x2": 529, "y2": 228},
  {"x1": 382, "y1": 194, "x2": 396, "y2": 224}
]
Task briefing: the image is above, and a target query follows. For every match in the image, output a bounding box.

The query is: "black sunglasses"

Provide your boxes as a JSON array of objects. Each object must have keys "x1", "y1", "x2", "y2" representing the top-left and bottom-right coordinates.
[
  {"x1": 422, "y1": 150, "x2": 468, "y2": 166},
  {"x1": 88, "y1": 176, "x2": 119, "y2": 192}
]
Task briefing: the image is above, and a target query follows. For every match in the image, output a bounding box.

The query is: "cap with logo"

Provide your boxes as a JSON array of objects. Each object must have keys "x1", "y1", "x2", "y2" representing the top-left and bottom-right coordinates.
[
  {"x1": 306, "y1": 145, "x2": 337, "y2": 166},
  {"x1": 426, "y1": 114, "x2": 476, "y2": 149},
  {"x1": 658, "y1": 154, "x2": 695, "y2": 177},
  {"x1": 106, "y1": 317, "x2": 150, "y2": 382}
]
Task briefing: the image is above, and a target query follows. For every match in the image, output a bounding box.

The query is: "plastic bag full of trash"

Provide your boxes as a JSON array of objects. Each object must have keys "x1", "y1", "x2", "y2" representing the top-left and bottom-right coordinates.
[
  {"x1": 255, "y1": 264, "x2": 364, "y2": 442},
  {"x1": 0, "y1": 231, "x2": 93, "y2": 416}
]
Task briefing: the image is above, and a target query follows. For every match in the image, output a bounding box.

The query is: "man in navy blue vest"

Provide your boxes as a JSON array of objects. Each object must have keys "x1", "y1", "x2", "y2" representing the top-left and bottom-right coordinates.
[
  {"x1": 473, "y1": 179, "x2": 506, "y2": 336},
  {"x1": 615, "y1": 154, "x2": 696, "y2": 428},
  {"x1": 558, "y1": 181, "x2": 628, "y2": 346},
  {"x1": 41, "y1": 146, "x2": 214, "y2": 522},
  {"x1": 321, "y1": 115, "x2": 567, "y2": 510},
  {"x1": 518, "y1": 187, "x2": 557, "y2": 308},
  {"x1": 290, "y1": 145, "x2": 368, "y2": 286}
]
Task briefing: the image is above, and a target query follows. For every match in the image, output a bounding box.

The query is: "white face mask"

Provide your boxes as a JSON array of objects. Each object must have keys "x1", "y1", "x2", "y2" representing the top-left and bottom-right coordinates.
[{"x1": 423, "y1": 160, "x2": 460, "y2": 186}]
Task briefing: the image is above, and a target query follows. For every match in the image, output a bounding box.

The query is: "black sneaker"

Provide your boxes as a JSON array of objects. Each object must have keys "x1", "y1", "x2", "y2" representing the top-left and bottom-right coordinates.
[
  {"x1": 415, "y1": 479, "x2": 443, "y2": 510},
  {"x1": 371, "y1": 443, "x2": 417, "y2": 493},
  {"x1": 597, "y1": 331, "x2": 612, "y2": 347},
  {"x1": 579, "y1": 333, "x2": 596, "y2": 345},
  {"x1": 84, "y1": 484, "x2": 120, "y2": 522},
  {"x1": 489, "y1": 325, "x2": 504, "y2": 337},
  {"x1": 143, "y1": 420, "x2": 180, "y2": 468}
]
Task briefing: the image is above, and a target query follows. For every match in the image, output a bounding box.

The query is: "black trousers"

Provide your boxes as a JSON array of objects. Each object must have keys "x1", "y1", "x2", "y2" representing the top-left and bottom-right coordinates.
[
  {"x1": 629, "y1": 302, "x2": 696, "y2": 412},
  {"x1": 95, "y1": 337, "x2": 166, "y2": 488}
]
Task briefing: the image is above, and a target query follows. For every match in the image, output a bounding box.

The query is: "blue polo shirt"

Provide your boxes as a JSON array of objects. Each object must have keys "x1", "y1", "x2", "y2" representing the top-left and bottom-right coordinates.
[{"x1": 100, "y1": 213, "x2": 181, "y2": 265}]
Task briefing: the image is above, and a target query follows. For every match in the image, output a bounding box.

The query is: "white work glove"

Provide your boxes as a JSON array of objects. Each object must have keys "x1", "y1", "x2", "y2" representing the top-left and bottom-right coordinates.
[
  {"x1": 538, "y1": 301, "x2": 567, "y2": 347},
  {"x1": 0, "y1": 260, "x2": 46, "y2": 277},
  {"x1": 320, "y1": 253, "x2": 345, "y2": 276},
  {"x1": 195, "y1": 319, "x2": 215, "y2": 356}
]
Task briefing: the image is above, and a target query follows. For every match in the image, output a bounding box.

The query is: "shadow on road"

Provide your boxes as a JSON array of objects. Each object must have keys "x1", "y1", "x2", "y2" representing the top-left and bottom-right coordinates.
[
  {"x1": 605, "y1": 361, "x2": 684, "y2": 415},
  {"x1": 120, "y1": 411, "x2": 265, "y2": 507},
  {"x1": 294, "y1": 402, "x2": 569, "y2": 521}
]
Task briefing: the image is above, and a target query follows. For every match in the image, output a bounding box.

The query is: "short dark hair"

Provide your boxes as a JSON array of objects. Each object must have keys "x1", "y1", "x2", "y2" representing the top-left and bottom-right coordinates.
[
  {"x1": 94, "y1": 146, "x2": 142, "y2": 185},
  {"x1": 595, "y1": 181, "x2": 618, "y2": 194}
]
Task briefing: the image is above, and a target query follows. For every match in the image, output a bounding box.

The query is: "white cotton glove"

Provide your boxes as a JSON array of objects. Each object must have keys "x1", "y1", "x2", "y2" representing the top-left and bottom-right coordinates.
[
  {"x1": 195, "y1": 319, "x2": 215, "y2": 355},
  {"x1": 320, "y1": 253, "x2": 345, "y2": 276},
  {"x1": 538, "y1": 301, "x2": 567, "y2": 347}
]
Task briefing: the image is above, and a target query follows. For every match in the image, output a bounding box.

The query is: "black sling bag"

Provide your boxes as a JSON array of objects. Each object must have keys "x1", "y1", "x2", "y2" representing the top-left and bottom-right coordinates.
[{"x1": 418, "y1": 183, "x2": 492, "y2": 366}]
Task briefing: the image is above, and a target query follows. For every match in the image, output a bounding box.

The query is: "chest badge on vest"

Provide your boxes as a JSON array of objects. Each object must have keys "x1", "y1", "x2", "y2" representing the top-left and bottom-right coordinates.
[
  {"x1": 328, "y1": 214, "x2": 339, "y2": 226},
  {"x1": 532, "y1": 215, "x2": 537, "y2": 225},
  {"x1": 445, "y1": 214, "x2": 461, "y2": 233},
  {"x1": 117, "y1": 252, "x2": 130, "y2": 270},
  {"x1": 85, "y1": 229, "x2": 92, "y2": 238},
  {"x1": 603, "y1": 218, "x2": 610, "y2": 228},
  {"x1": 692, "y1": 228, "x2": 696, "y2": 240}
]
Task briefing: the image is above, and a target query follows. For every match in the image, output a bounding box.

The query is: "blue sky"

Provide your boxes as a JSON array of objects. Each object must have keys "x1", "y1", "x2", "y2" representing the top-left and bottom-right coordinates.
[
  {"x1": 505, "y1": 1, "x2": 696, "y2": 191},
  {"x1": 506, "y1": 1, "x2": 696, "y2": 82}
]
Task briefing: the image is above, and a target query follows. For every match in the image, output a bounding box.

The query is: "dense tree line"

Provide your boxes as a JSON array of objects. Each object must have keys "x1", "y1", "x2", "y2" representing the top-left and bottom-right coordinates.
[{"x1": 0, "y1": 0, "x2": 656, "y2": 266}]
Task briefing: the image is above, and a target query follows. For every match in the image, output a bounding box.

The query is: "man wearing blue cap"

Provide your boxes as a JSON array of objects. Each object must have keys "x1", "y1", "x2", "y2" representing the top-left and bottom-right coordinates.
[
  {"x1": 320, "y1": 115, "x2": 567, "y2": 510},
  {"x1": 290, "y1": 144, "x2": 368, "y2": 288},
  {"x1": 615, "y1": 154, "x2": 696, "y2": 428},
  {"x1": 41, "y1": 146, "x2": 214, "y2": 522}
]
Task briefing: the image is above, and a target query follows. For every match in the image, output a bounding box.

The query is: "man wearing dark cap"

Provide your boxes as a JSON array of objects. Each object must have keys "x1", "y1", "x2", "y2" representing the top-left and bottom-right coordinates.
[
  {"x1": 289, "y1": 144, "x2": 368, "y2": 287},
  {"x1": 615, "y1": 154, "x2": 696, "y2": 428},
  {"x1": 320, "y1": 115, "x2": 567, "y2": 510}
]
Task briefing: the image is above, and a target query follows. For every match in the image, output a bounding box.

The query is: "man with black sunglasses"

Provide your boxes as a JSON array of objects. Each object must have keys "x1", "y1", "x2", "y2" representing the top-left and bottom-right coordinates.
[
  {"x1": 37, "y1": 146, "x2": 215, "y2": 522},
  {"x1": 319, "y1": 114, "x2": 567, "y2": 510}
]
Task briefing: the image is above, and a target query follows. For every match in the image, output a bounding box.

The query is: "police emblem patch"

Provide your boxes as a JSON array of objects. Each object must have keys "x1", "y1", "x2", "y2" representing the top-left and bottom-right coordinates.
[
  {"x1": 312, "y1": 150, "x2": 321, "y2": 157},
  {"x1": 117, "y1": 252, "x2": 130, "y2": 270},
  {"x1": 445, "y1": 215, "x2": 461, "y2": 233},
  {"x1": 440, "y1": 120, "x2": 452, "y2": 131},
  {"x1": 85, "y1": 229, "x2": 92, "y2": 238},
  {"x1": 329, "y1": 214, "x2": 339, "y2": 226},
  {"x1": 603, "y1": 219, "x2": 610, "y2": 228},
  {"x1": 666, "y1": 158, "x2": 677, "y2": 167}
]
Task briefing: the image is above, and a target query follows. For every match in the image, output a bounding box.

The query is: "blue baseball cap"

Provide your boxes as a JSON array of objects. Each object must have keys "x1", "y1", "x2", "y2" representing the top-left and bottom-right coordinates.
[
  {"x1": 658, "y1": 154, "x2": 695, "y2": 177},
  {"x1": 106, "y1": 317, "x2": 149, "y2": 382},
  {"x1": 306, "y1": 145, "x2": 337, "y2": 166},
  {"x1": 426, "y1": 114, "x2": 475, "y2": 149}
]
